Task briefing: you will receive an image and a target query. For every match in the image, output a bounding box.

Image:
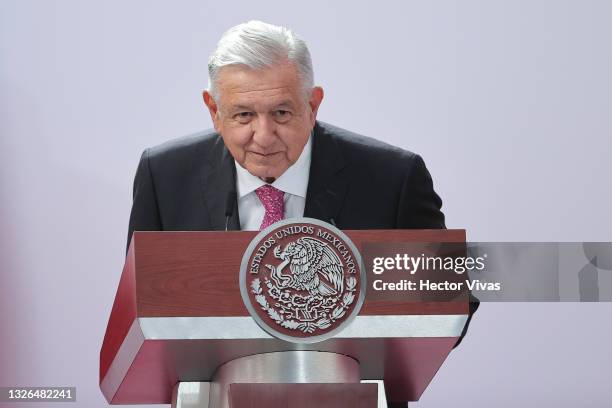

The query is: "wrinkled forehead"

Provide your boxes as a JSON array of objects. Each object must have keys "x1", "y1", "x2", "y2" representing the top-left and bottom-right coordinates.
[{"x1": 215, "y1": 63, "x2": 305, "y2": 108}]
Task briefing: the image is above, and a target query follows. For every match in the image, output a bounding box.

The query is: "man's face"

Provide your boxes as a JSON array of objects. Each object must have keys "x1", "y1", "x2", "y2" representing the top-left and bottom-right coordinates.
[{"x1": 203, "y1": 62, "x2": 324, "y2": 180}]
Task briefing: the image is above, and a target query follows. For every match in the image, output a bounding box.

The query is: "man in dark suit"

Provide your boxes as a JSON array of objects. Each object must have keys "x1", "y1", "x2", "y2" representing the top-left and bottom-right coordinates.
[
  {"x1": 128, "y1": 20, "x2": 446, "y2": 240},
  {"x1": 128, "y1": 120, "x2": 445, "y2": 240},
  {"x1": 126, "y1": 22, "x2": 477, "y2": 404}
]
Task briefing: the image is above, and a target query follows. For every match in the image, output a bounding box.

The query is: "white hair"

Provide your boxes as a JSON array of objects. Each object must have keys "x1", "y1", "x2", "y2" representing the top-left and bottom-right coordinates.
[{"x1": 207, "y1": 20, "x2": 314, "y2": 99}]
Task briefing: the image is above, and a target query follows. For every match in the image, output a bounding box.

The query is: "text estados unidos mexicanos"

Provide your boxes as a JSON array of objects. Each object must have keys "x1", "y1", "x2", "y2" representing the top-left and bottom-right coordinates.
[
  {"x1": 249, "y1": 225, "x2": 357, "y2": 275},
  {"x1": 372, "y1": 253, "x2": 486, "y2": 275}
]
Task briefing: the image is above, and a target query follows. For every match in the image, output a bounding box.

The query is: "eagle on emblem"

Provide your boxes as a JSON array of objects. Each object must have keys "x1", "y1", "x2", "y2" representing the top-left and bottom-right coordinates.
[{"x1": 266, "y1": 237, "x2": 344, "y2": 297}]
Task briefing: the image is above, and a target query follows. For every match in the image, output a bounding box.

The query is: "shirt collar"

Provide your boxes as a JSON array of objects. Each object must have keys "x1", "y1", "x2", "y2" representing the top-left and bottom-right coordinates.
[{"x1": 235, "y1": 134, "x2": 312, "y2": 198}]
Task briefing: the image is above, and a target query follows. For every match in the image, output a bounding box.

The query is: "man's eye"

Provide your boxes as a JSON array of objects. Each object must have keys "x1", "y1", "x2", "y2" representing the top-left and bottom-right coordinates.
[
  {"x1": 273, "y1": 110, "x2": 291, "y2": 122},
  {"x1": 234, "y1": 112, "x2": 253, "y2": 122}
]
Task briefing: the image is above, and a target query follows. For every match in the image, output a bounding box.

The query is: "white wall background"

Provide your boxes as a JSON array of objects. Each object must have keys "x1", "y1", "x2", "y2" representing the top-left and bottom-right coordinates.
[{"x1": 1, "y1": 1, "x2": 611, "y2": 407}]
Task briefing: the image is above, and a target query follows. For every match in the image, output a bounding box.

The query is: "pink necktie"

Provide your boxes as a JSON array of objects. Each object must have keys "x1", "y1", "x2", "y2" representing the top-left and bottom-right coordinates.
[{"x1": 255, "y1": 184, "x2": 285, "y2": 230}]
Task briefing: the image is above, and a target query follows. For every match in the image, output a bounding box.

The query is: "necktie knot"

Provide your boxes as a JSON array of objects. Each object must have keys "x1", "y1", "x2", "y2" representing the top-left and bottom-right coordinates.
[{"x1": 255, "y1": 184, "x2": 285, "y2": 230}]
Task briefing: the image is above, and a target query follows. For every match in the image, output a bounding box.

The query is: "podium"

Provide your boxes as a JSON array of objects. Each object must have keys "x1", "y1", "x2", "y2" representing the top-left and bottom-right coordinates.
[{"x1": 100, "y1": 229, "x2": 468, "y2": 407}]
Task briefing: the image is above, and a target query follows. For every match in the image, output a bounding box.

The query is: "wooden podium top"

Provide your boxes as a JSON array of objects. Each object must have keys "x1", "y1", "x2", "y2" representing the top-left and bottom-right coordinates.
[
  {"x1": 100, "y1": 229, "x2": 468, "y2": 405},
  {"x1": 131, "y1": 229, "x2": 466, "y2": 317}
]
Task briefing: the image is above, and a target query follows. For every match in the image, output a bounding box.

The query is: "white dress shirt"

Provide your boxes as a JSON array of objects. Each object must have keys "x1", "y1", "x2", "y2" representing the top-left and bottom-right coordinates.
[{"x1": 235, "y1": 136, "x2": 312, "y2": 231}]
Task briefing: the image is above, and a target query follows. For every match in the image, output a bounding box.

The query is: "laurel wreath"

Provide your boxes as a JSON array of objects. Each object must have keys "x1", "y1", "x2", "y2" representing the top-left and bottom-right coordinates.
[{"x1": 251, "y1": 276, "x2": 357, "y2": 334}]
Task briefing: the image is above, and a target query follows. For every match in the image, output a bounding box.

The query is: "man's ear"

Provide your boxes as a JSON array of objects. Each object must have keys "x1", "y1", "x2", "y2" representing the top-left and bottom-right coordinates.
[
  {"x1": 308, "y1": 86, "x2": 324, "y2": 125},
  {"x1": 203, "y1": 90, "x2": 221, "y2": 131}
]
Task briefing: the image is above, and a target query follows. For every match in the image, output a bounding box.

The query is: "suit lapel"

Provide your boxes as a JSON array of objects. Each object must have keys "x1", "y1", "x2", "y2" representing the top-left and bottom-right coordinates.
[
  {"x1": 201, "y1": 135, "x2": 241, "y2": 231},
  {"x1": 304, "y1": 122, "x2": 349, "y2": 225}
]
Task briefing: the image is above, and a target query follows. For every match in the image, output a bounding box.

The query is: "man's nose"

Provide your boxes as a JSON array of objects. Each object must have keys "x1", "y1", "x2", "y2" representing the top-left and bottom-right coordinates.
[{"x1": 251, "y1": 115, "x2": 277, "y2": 148}]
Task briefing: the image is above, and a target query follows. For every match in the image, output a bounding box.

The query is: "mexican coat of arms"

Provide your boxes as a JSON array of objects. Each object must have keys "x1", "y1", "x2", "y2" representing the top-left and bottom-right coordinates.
[{"x1": 240, "y1": 218, "x2": 365, "y2": 343}]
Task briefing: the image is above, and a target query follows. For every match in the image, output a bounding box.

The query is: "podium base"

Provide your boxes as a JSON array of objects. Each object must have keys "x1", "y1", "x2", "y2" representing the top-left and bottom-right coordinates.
[
  {"x1": 228, "y1": 383, "x2": 378, "y2": 408},
  {"x1": 172, "y1": 351, "x2": 364, "y2": 408},
  {"x1": 172, "y1": 382, "x2": 211, "y2": 408}
]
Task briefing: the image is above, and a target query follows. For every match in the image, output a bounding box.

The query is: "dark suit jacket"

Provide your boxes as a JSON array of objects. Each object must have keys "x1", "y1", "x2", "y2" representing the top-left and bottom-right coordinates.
[{"x1": 127, "y1": 120, "x2": 477, "y2": 346}]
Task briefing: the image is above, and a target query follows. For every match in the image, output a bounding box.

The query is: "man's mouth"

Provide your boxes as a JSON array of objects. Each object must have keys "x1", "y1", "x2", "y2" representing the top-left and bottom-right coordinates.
[{"x1": 249, "y1": 151, "x2": 282, "y2": 157}]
